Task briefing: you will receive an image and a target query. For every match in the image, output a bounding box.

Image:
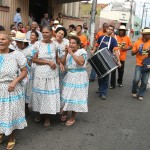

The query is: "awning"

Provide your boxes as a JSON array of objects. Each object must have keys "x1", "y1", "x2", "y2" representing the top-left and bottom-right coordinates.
[{"x1": 57, "y1": 0, "x2": 90, "y2": 3}]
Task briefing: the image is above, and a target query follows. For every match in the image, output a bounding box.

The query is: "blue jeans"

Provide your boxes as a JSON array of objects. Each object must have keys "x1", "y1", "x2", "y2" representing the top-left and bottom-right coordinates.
[
  {"x1": 89, "y1": 68, "x2": 96, "y2": 80},
  {"x1": 132, "y1": 66, "x2": 150, "y2": 97},
  {"x1": 98, "y1": 74, "x2": 109, "y2": 96}
]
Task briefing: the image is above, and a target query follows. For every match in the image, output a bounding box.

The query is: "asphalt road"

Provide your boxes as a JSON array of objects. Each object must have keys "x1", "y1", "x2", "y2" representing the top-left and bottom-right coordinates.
[{"x1": 1, "y1": 51, "x2": 150, "y2": 150}]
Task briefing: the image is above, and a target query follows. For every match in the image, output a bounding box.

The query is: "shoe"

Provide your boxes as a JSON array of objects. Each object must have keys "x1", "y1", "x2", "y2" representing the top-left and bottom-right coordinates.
[
  {"x1": 132, "y1": 93, "x2": 137, "y2": 98},
  {"x1": 101, "y1": 95, "x2": 106, "y2": 100},
  {"x1": 118, "y1": 84, "x2": 123, "y2": 87},
  {"x1": 66, "y1": 119, "x2": 75, "y2": 126},
  {"x1": 109, "y1": 86, "x2": 115, "y2": 89},
  {"x1": 34, "y1": 115, "x2": 41, "y2": 123},
  {"x1": 138, "y1": 97, "x2": 144, "y2": 101},
  {"x1": 89, "y1": 79, "x2": 95, "y2": 82},
  {"x1": 6, "y1": 140, "x2": 16, "y2": 150},
  {"x1": 0, "y1": 134, "x2": 4, "y2": 144},
  {"x1": 61, "y1": 115, "x2": 67, "y2": 122}
]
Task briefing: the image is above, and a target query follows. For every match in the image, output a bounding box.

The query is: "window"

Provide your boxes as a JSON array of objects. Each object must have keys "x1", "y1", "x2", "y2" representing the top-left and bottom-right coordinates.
[{"x1": 0, "y1": 0, "x2": 2, "y2": 5}]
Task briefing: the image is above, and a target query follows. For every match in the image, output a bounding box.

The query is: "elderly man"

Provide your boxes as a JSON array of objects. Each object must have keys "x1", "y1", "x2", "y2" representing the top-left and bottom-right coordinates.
[
  {"x1": 26, "y1": 21, "x2": 43, "y2": 41},
  {"x1": 41, "y1": 13, "x2": 50, "y2": 27},
  {"x1": 132, "y1": 28, "x2": 150, "y2": 100}
]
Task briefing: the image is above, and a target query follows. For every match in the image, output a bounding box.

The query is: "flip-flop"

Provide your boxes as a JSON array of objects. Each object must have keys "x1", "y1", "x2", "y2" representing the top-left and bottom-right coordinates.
[
  {"x1": 61, "y1": 115, "x2": 67, "y2": 122},
  {"x1": 66, "y1": 120, "x2": 75, "y2": 126},
  {"x1": 0, "y1": 134, "x2": 4, "y2": 144},
  {"x1": 6, "y1": 140, "x2": 16, "y2": 150}
]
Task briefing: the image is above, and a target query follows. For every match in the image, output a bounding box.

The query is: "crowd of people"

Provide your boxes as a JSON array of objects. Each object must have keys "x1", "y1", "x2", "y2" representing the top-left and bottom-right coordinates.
[{"x1": 0, "y1": 7, "x2": 150, "y2": 150}]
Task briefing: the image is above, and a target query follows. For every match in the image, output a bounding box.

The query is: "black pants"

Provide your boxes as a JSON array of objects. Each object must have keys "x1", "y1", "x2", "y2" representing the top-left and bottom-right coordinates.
[{"x1": 110, "y1": 61, "x2": 125, "y2": 87}]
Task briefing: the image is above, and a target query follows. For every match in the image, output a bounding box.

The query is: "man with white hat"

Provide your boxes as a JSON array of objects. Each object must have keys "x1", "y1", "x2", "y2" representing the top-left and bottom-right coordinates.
[
  {"x1": 110, "y1": 25, "x2": 132, "y2": 88},
  {"x1": 131, "y1": 28, "x2": 150, "y2": 100}
]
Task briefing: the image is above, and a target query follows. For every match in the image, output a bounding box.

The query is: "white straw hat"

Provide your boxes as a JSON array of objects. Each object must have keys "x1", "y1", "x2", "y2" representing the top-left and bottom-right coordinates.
[
  {"x1": 141, "y1": 29, "x2": 150, "y2": 34},
  {"x1": 119, "y1": 25, "x2": 128, "y2": 30},
  {"x1": 12, "y1": 31, "x2": 28, "y2": 42}
]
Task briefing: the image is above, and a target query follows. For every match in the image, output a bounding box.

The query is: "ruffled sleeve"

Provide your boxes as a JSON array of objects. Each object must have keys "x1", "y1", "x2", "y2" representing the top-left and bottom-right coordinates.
[
  {"x1": 77, "y1": 48, "x2": 88, "y2": 61},
  {"x1": 14, "y1": 51, "x2": 27, "y2": 69}
]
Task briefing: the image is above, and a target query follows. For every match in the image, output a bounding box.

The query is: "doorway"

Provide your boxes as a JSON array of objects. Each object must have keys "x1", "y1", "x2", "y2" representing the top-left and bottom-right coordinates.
[{"x1": 29, "y1": 0, "x2": 48, "y2": 24}]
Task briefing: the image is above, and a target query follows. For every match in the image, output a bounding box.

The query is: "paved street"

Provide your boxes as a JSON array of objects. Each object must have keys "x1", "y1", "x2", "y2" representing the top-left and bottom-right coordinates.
[{"x1": 1, "y1": 51, "x2": 150, "y2": 150}]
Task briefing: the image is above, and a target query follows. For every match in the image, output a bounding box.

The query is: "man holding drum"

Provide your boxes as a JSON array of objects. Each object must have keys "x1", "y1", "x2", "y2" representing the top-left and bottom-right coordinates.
[{"x1": 90, "y1": 25, "x2": 121, "y2": 100}]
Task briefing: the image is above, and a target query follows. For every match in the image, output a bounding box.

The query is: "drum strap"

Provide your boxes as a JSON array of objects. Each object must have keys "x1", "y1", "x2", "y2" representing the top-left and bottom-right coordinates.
[{"x1": 98, "y1": 36, "x2": 112, "y2": 50}]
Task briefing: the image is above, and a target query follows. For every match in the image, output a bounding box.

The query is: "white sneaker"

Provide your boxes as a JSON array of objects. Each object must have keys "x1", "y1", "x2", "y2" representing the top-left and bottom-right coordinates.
[
  {"x1": 138, "y1": 97, "x2": 144, "y2": 101},
  {"x1": 132, "y1": 93, "x2": 137, "y2": 98}
]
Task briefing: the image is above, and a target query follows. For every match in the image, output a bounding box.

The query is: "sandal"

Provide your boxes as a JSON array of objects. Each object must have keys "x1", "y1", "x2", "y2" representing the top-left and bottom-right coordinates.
[
  {"x1": 0, "y1": 134, "x2": 4, "y2": 144},
  {"x1": 66, "y1": 120, "x2": 75, "y2": 126},
  {"x1": 44, "y1": 118, "x2": 50, "y2": 127},
  {"x1": 61, "y1": 115, "x2": 67, "y2": 122},
  {"x1": 6, "y1": 140, "x2": 16, "y2": 150},
  {"x1": 34, "y1": 115, "x2": 41, "y2": 123}
]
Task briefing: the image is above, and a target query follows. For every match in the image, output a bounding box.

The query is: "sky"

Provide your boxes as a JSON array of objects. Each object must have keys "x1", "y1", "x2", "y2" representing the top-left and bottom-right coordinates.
[{"x1": 86, "y1": 0, "x2": 150, "y2": 27}]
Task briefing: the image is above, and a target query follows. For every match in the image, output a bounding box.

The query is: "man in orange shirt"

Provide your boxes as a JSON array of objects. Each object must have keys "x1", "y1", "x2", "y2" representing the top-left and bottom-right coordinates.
[
  {"x1": 76, "y1": 25, "x2": 87, "y2": 49},
  {"x1": 95, "y1": 23, "x2": 108, "y2": 41},
  {"x1": 132, "y1": 28, "x2": 150, "y2": 100},
  {"x1": 110, "y1": 25, "x2": 132, "y2": 88}
]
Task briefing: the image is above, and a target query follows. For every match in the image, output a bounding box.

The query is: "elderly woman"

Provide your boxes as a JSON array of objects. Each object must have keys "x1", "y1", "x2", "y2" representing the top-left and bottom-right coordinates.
[
  {"x1": 0, "y1": 32, "x2": 27, "y2": 149},
  {"x1": 53, "y1": 27, "x2": 69, "y2": 92},
  {"x1": 32, "y1": 26, "x2": 60, "y2": 127},
  {"x1": 60, "y1": 36, "x2": 89, "y2": 126}
]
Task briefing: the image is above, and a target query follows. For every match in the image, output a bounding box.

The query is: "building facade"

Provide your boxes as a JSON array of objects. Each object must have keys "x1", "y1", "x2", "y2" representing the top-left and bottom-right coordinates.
[{"x1": 0, "y1": 0, "x2": 89, "y2": 31}]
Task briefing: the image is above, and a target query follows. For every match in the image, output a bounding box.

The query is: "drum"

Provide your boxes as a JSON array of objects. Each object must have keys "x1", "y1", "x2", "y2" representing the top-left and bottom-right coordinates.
[{"x1": 88, "y1": 47, "x2": 118, "y2": 78}]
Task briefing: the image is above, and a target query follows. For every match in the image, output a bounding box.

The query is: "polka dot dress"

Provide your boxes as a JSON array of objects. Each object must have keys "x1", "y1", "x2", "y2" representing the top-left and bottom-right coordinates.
[
  {"x1": 53, "y1": 38, "x2": 69, "y2": 93},
  {"x1": 61, "y1": 49, "x2": 89, "y2": 112},
  {"x1": 32, "y1": 41, "x2": 60, "y2": 114},
  {"x1": 0, "y1": 50, "x2": 27, "y2": 136}
]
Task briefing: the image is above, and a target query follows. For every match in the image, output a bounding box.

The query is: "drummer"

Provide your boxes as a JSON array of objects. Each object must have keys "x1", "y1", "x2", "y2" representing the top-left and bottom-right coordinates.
[{"x1": 90, "y1": 25, "x2": 121, "y2": 100}]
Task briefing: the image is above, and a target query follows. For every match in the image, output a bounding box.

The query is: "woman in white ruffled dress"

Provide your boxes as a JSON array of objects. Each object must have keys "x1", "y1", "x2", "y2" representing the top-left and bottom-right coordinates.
[
  {"x1": 60, "y1": 36, "x2": 89, "y2": 126},
  {"x1": 53, "y1": 27, "x2": 69, "y2": 92},
  {"x1": 32, "y1": 26, "x2": 60, "y2": 127},
  {"x1": 0, "y1": 32, "x2": 27, "y2": 150}
]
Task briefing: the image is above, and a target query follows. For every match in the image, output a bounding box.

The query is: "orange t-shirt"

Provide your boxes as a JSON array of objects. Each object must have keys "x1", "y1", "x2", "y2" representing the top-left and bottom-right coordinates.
[
  {"x1": 95, "y1": 30, "x2": 106, "y2": 40},
  {"x1": 116, "y1": 35, "x2": 132, "y2": 61},
  {"x1": 78, "y1": 34, "x2": 87, "y2": 48},
  {"x1": 132, "y1": 38, "x2": 150, "y2": 66}
]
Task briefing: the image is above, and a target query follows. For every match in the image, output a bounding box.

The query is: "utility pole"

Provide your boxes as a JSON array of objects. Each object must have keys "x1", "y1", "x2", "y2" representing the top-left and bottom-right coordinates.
[
  {"x1": 145, "y1": 9, "x2": 148, "y2": 27},
  {"x1": 141, "y1": 2, "x2": 146, "y2": 29},
  {"x1": 129, "y1": 0, "x2": 134, "y2": 30},
  {"x1": 89, "y1": 0, "x2": 97, "y2": 47}
]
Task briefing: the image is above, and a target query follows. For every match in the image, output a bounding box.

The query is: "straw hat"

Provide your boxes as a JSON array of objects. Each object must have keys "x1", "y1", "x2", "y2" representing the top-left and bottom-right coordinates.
[
  {"x1": 119, "y1": 25, "x2": 128, "y2": 30},
  {"x1": 12, "y1": 31, "x2": 28, "y2": 42},
  {"x1": 68, "y1": 31, "x2": 77, "y2": 37},
  {"x1": 141, "y1": 28, "x2": 150, "y2": 34},
  {"x1": 54, "y1": 20, "x2": 59, "y2": 24}
]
